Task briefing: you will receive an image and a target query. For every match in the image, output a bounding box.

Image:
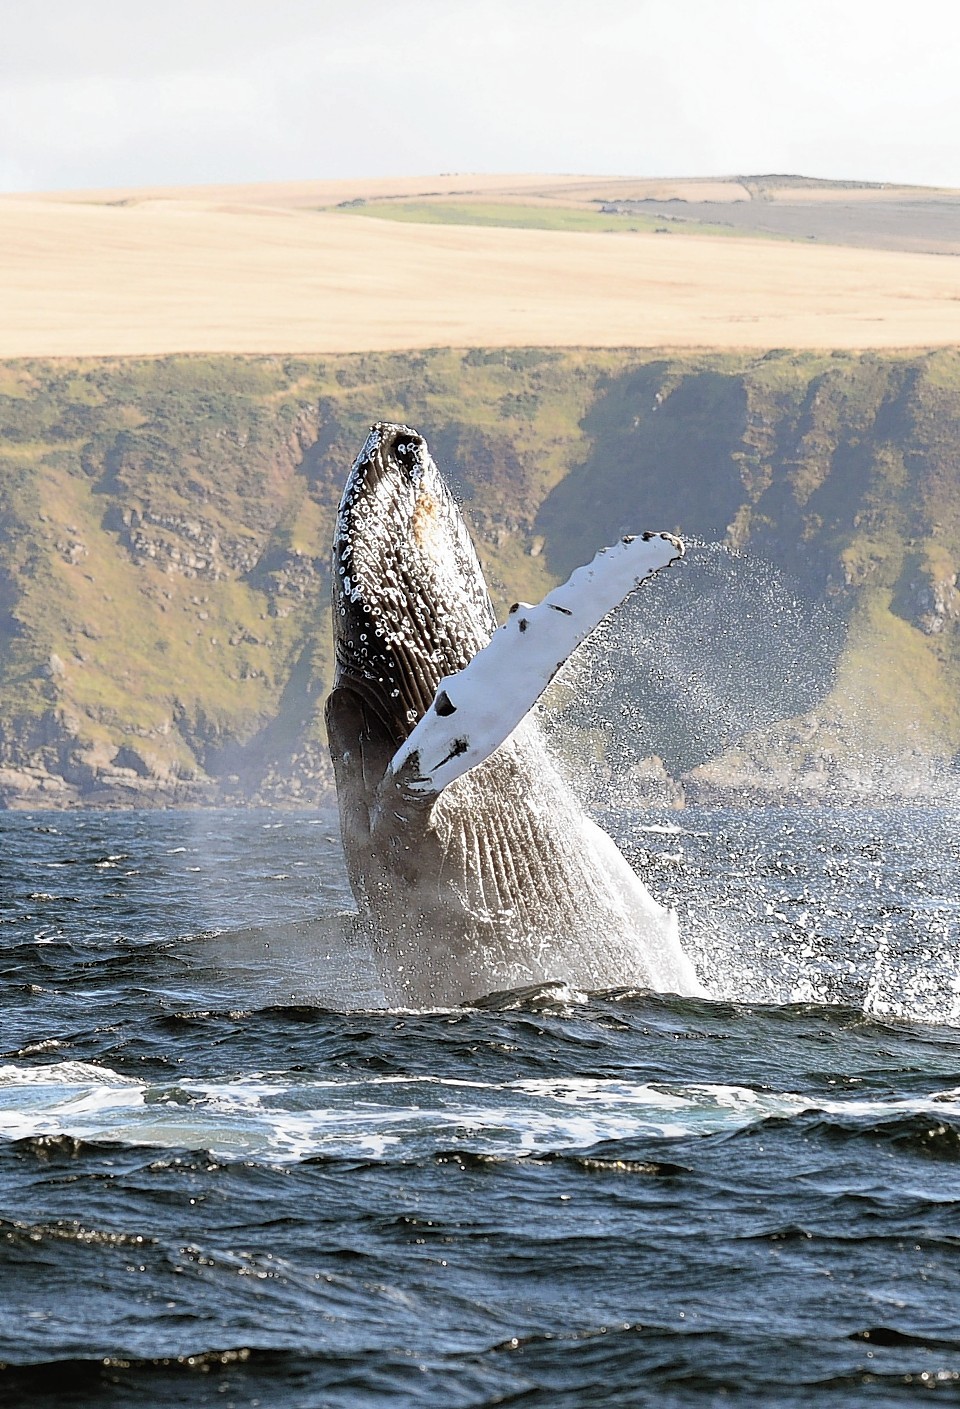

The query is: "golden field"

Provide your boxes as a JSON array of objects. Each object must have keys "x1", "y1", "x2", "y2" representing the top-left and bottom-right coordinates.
[{"x1": 2, "y1": 173, "x2": 959, "y2": 356}]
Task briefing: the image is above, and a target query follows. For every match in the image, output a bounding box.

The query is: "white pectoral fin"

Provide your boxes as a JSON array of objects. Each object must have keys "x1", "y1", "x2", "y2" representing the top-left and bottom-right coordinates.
[{"x1": 386, "y1": 531, "x2": 684, "y2": 801}]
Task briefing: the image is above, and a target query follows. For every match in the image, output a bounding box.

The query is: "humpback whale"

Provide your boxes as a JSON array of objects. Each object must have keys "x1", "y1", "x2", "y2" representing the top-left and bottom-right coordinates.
[{"x1": 325, "y1": 423, "x2": 704, "y2": 1007}]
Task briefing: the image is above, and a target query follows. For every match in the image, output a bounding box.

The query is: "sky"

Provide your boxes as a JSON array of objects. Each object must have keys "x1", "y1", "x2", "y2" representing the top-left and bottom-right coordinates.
[{"x1": 2, "y1": 0, "x2": 958, "y2": 193}]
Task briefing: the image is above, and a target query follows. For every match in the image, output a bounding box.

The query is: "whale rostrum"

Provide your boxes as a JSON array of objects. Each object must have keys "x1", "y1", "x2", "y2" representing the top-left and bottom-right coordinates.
[{"x1": 325, "y1": 422, "x2": 704, "y2": 1007}]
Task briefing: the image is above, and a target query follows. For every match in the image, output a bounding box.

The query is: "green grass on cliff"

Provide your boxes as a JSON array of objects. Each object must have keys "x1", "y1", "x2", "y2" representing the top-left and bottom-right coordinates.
[{"x1": 336, "y1": 200, "x2": 785, "y2": 240}]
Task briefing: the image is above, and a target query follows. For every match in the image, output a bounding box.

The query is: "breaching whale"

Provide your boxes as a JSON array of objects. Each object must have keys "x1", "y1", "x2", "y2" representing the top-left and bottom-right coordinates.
[{"x1": 325, "y1": 423, "x2": 704, "y2": 1007}]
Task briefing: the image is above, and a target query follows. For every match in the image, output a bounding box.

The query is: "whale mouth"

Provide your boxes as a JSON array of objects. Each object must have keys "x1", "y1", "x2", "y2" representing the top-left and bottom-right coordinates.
[{"x1": 330, "y1": 423, "x2": 496, "y2": 743}]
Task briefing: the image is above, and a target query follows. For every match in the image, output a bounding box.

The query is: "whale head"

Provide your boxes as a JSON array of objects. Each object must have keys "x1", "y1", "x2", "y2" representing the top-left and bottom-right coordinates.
[{"x1": 330, "y1": 422, "x2": 496, "y2": 746}]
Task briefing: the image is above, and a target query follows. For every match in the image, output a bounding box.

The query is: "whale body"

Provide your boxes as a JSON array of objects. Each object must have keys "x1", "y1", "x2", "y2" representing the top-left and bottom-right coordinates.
[{"x1": 325, "y1": 422, "x2": 704, "y2": 1007}]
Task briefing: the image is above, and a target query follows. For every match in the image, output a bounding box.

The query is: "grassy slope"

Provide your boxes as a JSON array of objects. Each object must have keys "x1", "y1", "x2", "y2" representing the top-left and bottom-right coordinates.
[
  {"x1": 335, "y1": 201, "x2": 784, "y2": 241},
  {"x1": 0, "y1": 348, "x2": 957, "y2": 804}
]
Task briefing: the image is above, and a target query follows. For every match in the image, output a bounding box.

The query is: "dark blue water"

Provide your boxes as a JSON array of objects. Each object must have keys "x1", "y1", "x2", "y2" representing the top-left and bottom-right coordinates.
[{"x1": 2, "y1": 806, "x2": 960, "y2": 1406}]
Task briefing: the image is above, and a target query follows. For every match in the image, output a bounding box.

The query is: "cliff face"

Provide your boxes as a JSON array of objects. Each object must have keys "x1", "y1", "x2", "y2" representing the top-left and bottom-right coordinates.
[{"x1": 0, "y1": 348, "x2": 958, "y2": 808}]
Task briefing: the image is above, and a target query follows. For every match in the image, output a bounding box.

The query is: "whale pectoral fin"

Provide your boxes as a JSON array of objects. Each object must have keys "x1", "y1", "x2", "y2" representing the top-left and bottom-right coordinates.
[{"x1": 385, "y1": 531, "x2": 684, "y2": 801}]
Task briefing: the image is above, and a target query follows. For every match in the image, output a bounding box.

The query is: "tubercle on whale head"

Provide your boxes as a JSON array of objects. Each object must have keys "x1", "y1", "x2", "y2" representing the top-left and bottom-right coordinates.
[{"x1": 330, "y1": 422, "x2": 497, "y2": 744}]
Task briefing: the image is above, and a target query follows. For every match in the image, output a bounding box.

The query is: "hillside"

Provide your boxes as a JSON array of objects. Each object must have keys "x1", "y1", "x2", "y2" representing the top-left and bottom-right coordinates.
[
  {"x1": 0, "y1": 349, "x2": 957, "y2": 808},
  {"x1": 21, "y1": 171, "x2": 960, "y2": 255}
]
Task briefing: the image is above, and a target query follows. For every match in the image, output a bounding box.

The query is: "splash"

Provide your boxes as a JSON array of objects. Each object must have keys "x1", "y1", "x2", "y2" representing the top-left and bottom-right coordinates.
[
  {"x1": 546, "y1": 539, "x2": 955, "y2": 808},
  {"x1": 605, "y1": 805, "x2": 960, "y2": 1025},
  {"x1": 546, "y1": 540, "x2": 842, "y2": 782},
  {"x1": 5, "y1": 1059, "x2": 960, "y2": 1165}
]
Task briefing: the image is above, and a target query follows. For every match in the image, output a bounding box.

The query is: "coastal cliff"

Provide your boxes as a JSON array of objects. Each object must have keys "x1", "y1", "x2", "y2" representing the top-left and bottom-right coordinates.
[{"x1": 1, "y1": 348, "x2": 957, "y2": 807}]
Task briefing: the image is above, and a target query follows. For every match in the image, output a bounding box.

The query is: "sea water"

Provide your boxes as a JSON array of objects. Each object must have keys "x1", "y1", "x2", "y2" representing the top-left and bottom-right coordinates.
[{"x1": 1, "y1": 806, "x2": 959, "y2": 1406}]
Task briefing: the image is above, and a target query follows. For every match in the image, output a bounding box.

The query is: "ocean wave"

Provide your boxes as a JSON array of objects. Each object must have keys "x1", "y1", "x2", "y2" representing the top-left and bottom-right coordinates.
[{"x1": 3, "y1": 1060, "x2": 960, "y2": 1167}]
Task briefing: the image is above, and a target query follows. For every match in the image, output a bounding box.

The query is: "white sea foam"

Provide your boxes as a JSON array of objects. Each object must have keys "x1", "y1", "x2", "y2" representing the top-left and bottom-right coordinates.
[{"x1": 2, "y1": 1062, "x2": 959, "y2": 1166}]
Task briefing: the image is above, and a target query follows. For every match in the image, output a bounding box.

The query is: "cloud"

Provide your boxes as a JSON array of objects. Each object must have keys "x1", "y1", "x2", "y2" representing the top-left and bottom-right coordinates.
[{"x1": 1, "y1": 0, "x2": 958, "y2": 191}]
